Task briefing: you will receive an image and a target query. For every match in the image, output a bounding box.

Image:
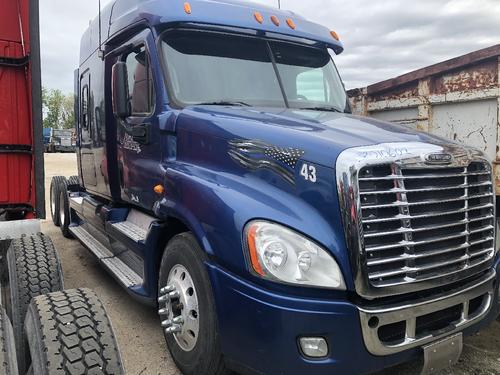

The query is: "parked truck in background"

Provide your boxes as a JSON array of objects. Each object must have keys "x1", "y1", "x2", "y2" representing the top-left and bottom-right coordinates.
[
  {"x1": 43, "y1": 127, "x2": 77, "y2": 153},
  {"x1": 0, "y1": 0, "x2": 123, "y2": 373},
  {"x1": 51, "y1": 0, "x2": 500, "y2": 374},
  {"x1": 42, "y1": 127, "x2": 51, "y2": 149}
]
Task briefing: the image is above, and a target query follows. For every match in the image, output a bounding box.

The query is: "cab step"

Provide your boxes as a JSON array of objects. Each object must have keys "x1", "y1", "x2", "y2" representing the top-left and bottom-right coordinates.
[
  {"x1": 69, "y1": 225, "x2": 143, "y2": 288},
  {"x1": 100, "y1": 256, "x2": 143, "y2": 288},
  {"x1": 69, "y1": 226, "x2": 113, "y2": 259},
  {"x1": 110, "y1": 209, "x2": 155, "y2": 243},
  {"x1": 111, "y1": 221, "x2": 148, "y2": 242}
]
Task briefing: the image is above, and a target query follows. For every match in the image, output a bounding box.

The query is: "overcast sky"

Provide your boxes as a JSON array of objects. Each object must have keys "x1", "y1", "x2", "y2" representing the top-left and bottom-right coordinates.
[{"x1": 40, "y1": 0, "x2": 500, "y2": 93}]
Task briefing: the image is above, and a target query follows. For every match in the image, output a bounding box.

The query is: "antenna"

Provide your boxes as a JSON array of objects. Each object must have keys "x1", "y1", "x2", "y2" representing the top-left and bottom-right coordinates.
[{"x1": 98, "y1": 0, "x2": 104, "y2": 59}]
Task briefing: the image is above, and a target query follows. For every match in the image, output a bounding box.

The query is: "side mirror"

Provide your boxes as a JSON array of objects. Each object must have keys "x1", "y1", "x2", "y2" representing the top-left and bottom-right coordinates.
[{"x1": 112, "y1": 61, "x2": 131, "y2": 118}]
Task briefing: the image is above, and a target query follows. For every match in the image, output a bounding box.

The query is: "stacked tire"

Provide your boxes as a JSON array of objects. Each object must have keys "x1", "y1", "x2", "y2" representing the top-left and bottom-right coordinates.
[
  {"x1": 0, "y1": 307, "x2": 18, "y2": 374},
  {"x1": 0, "y1": 233, "x2": 124, "y2": 374},
  {"x1": 4, "y1": 233, "x2": 64, "y2": 373},
  {"x1": 25, "y1": 288, "x2": 124, "y2": 375}
]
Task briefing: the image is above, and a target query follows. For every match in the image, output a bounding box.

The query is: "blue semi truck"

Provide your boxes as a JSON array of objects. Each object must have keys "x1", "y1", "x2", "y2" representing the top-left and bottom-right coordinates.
[{"x1": 49, "y1": 0, "x2": 500, "y2": 374}]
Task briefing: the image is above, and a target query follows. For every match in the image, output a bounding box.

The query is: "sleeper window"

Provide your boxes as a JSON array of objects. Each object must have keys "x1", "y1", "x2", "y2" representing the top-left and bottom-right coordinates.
[{"x1": 81, "y1": 84, "x2": 89, "y2": 129}]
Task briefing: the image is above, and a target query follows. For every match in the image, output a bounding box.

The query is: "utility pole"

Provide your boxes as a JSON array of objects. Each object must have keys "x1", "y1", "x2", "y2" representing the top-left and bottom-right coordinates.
[{"x1": 278, "y1": 0, "x2": 281, "y2": 9}]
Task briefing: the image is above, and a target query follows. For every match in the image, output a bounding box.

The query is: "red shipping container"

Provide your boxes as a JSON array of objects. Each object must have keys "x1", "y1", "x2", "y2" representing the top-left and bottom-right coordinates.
[{"x1": 0, "y1": 0, "x2": 44, "y2": 219}]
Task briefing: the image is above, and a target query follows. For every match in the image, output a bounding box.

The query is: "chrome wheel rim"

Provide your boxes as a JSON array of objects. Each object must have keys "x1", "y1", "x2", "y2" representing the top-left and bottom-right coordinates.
[{"x1": 158, "y1": 264, "x2": 200, "y2": 352}]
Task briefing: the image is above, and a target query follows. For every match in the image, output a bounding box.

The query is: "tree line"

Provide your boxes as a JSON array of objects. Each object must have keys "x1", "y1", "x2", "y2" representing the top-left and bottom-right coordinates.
[{"x1": 42, "y1": 88, "x2": 75, "y2": 130}]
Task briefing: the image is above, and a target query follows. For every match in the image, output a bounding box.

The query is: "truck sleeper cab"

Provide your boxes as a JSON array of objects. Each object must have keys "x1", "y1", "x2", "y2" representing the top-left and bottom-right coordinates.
[{"x1": 61, "y1": 0, "x2": 500, "y2": 374}]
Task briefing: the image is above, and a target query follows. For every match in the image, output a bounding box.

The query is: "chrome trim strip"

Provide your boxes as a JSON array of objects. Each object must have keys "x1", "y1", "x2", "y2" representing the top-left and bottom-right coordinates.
[
  {"x1": 358, "y1": 270, "x2": 495, "y2": 356},
  {"x1": 361, "y1": 192, "x2": 493, "y2": 210},
  {"x1": 362, "y1": 203, "x2": 494, "y2": 224},
  {"x1": 358, "y1": 171, "x2": 490, "y2": 181},
  {"x1": 360, "y1": 181, "x2": 492, "y2": 194},
  {"x1": 363, "y1": 218, "x2": 494, "y2": 239},
  {"x1": 336, "y1": 142, "x2": 497, "y2": 299}
]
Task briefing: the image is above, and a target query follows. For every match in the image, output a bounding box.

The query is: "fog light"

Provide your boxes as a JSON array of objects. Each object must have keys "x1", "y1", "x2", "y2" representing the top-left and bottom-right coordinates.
[{"x1": 299, "y1": 337, "x2": 328, "y2": 358}]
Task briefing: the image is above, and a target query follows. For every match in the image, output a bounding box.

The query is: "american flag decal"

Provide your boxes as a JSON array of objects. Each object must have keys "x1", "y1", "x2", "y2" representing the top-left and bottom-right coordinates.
[{"x1": 228, "y1": 139, "x2": 305, "y2": 185}]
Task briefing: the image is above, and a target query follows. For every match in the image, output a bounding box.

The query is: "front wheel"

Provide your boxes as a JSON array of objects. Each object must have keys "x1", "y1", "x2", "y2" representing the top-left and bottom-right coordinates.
[{"x1": 158, "y1": 233, "x2": 228, "y2": 375}]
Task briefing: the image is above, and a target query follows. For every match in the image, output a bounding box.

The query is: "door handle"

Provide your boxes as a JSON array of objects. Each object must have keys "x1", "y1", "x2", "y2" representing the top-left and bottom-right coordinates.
[{"x1": 121, "y1": 122, "x2": 150, "y2": 145}]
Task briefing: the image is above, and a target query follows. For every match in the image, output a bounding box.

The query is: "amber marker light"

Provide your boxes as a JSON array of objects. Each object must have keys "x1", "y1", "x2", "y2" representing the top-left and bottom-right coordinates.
[
  {"x1": 271, "y1": 15, "x2": 280, "y2": 26},
  {"x1": 254, "y1": 12, "x2": 264, "y2": 24},
  {"x1": 154, "y1": 184, "x2": 165, "y2": 195},
  {"x1": 247, "y1": 224, "x2": 265, "y2": 276},
  {"x1": 286, "y1": 18, "x2": 296, "y2": 30},
  {"x1": 330, "y1": 30, "x2": 340, "y2": 41},
  {"x1": 184, "y1": 2, "x2": 192, "y2": 14}
]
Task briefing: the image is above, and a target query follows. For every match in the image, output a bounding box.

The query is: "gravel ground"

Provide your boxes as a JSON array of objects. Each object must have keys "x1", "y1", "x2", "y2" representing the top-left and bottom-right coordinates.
[{"x1": 41, "y1": 153, "x2": 500, "y2": 375}]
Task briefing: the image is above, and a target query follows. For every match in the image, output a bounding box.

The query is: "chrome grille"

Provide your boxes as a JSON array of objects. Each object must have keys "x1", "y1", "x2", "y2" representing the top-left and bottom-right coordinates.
[{"x1": 359, "y1": 161, "x2": 495, "y2": 288}]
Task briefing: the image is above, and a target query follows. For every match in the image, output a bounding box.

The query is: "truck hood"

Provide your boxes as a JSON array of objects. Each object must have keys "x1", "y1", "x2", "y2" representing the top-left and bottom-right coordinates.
[
  {"x1": 176, "y1": 106, "x2": 448, "y2": 167},
  {"x1": 172, "y1": 106, "x2": 458, "y2": 287}
]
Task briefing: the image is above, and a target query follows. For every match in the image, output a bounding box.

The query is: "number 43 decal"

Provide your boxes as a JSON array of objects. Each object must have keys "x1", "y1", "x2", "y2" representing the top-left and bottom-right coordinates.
[{"x1": 300, "y1": 163, "x2": 317, "y2": 183}]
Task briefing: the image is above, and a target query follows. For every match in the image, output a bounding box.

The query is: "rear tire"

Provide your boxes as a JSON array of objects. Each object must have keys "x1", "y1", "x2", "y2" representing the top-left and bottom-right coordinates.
[
  {"x1": 5, "y1": 233, "x2": 64, "y2": 374},
  {"x1": 67, "y1": 175, "x2": 80, "y2": 192},
  {"x1": 158, "y1": 233, "x2": 228, "y2": 375},
  {"x1": 0, "y1": 307, "x2": 19, "y2": 375},
  {"x1": 59, "y1": 189, "x2": 72, "y2": 239},
  {"x1": 49, "y1": 176, "x2": 67, "y2": 227},
  {"x1": 25, "y1": 288, "x2": 124, "y2": 375}
]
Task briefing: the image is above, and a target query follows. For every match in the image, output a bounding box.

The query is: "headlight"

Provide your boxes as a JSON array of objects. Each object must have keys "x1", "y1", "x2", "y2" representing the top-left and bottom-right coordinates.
[{"x1": 245, "y1": 221, "x2": 345, "y2": 289}]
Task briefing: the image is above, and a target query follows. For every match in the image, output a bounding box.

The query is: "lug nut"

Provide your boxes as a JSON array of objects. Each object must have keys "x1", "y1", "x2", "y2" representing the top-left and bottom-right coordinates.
[
  {"x1": 158, "y1": 308, "x2": 169, "y2": 316},
  {"x1": 158, "y1": 294, "x2": 170, "y2": 303},
  {"x1": 168, "y1": 290, "x2": 180, "y2": 299},
  {"x1": 172, "y1": 316, "x2": 184, "y2": 324},
  {"x1": 160, "y1": 285, "x2": 175, "y2": 294},
  {"x1": 161, "y1": 319, "x2": 172, "y2": 328},
  {"x1": 165, "y1": 324, "x2": 182, "y2": 334}
]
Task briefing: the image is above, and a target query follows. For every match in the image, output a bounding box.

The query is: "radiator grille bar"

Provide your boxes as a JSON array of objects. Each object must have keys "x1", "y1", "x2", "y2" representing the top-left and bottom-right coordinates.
[{"x1": 359, "y1": 162, "x2": 495, "y2": 288}]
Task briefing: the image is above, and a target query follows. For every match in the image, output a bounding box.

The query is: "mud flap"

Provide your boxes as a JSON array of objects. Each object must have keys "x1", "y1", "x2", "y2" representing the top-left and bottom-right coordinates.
[{"x1": 421, "y1": 333, "x2": 463, "y2": 375}]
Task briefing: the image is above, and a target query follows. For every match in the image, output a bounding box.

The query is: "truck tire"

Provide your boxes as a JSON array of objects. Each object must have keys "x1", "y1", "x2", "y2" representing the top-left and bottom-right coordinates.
[
  {"x1": 25, "y1": 288, "x2": 124, "y2": 375},
  {"x1": 49, "y1": 176, "x2": 67, "y2": 227},
  {"x1": 0, "y1": 307, "x2": 18, "y2": 375},
  {"x1": 58, "y1": 189, "x2": 73, "y2": 239},
  {"x1": 67, "y1": 175, "x2": 80, "y2": 192},
  {"x1": 5, "y1": 233, "x2": 64, "y2": 374},
  {"x1": 158, "y1": 233, "x2": 229, "y2": 375}
]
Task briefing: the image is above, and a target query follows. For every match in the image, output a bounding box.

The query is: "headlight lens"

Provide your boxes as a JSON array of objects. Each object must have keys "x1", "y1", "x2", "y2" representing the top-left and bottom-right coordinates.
[{"x1": 245, "y1": 221, "x2": 345, "y2": 289}]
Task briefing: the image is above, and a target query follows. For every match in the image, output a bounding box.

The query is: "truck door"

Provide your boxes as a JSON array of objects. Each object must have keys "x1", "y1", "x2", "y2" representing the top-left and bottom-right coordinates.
[{"x1": 112, "y1": 30, "x2": 162, "y2": 210}]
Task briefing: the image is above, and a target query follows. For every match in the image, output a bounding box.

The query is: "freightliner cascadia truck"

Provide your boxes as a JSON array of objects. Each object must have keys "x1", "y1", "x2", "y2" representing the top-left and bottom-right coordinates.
[{"x1": 50, "y1": 0, "x2": 499, "y2": 374}]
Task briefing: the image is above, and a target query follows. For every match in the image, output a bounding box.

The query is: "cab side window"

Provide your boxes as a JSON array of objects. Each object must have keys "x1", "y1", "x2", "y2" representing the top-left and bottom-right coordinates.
[{"x1": 124, "y1": 46, "x2": 155, "y2": 115}]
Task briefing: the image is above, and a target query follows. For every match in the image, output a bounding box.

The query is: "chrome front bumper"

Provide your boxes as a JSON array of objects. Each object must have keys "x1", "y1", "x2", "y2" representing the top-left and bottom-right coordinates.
[{"x1": 359, "y1": 270, "x2": 495, "y2": 356}]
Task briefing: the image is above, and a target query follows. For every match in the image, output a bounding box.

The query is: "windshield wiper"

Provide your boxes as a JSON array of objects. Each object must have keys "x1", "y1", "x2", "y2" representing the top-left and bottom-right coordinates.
[
  {"x1": 299, "y1": 106, "x2": 344, "y2": 113},
  {"x1": 197, "y1": 100, "x2": 251, "y2": 107}
]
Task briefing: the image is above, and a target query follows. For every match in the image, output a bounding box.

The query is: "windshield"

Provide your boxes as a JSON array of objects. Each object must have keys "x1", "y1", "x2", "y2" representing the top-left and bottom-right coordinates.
[{"x1": 161, "y1": 30, "x2": 348, "y2": 112}]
